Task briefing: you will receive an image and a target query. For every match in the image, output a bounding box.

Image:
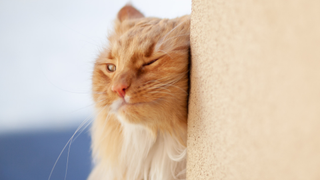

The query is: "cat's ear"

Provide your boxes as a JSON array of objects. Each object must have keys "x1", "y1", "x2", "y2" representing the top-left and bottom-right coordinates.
[{"x1": 117, "y1": 5, "x2": 144, "y2": 22}]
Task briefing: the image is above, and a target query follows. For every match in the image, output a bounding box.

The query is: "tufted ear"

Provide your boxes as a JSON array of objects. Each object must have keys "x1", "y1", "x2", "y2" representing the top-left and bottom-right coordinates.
[{"x1": 117, "y1": 5, "x2": 144, "y2": 22}]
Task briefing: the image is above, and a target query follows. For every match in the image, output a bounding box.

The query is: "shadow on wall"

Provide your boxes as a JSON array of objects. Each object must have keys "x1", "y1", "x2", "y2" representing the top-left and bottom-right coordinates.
[{"x1": 0, "y1": 129, "x2": 91, "y2": 180}]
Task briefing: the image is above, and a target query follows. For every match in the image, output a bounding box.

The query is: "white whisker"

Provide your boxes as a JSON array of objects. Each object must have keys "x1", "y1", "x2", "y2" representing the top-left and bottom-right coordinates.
[
  {"x1": 48, "y1": 115, "x2": 93, "y2": 180},
  {"x1": 147, "y1": 85, "x2": 172, "y2": 92},
  {"x1": 48, "y1": 98, "x2": 107, "y2": 180},
  {"x1": 155, "y1": 18, "x2": 189, "y2": 52},
  {"x1": 158, "y1": 49, "x2": 173, "y2": 59},
  {"x1": 157, "y1": 33, "x2": 189, "y2": 47},
  {"x1": 97, "y1": 108, "x2": 113, "y2": 144}
]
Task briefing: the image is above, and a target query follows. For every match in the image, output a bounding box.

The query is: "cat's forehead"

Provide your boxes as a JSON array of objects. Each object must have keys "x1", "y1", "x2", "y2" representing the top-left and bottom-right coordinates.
[
  {"x1": 120, "y1": 18, "x2": 168, "y2": 39},
  {"x1": 110, "y1": 18, "x2": 173, "y2": 60}
]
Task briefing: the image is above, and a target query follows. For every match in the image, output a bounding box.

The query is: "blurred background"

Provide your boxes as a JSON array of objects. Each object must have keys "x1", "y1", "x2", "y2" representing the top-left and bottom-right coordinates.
[{"x1": 0, "y1": 0, "x2": 191, "y2": 179}]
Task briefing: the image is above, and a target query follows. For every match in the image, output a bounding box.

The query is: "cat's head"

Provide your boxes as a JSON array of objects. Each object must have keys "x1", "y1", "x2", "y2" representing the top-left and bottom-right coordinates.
[{"x1": 92, "y1": 5, "x2": 190, "y2": 133}]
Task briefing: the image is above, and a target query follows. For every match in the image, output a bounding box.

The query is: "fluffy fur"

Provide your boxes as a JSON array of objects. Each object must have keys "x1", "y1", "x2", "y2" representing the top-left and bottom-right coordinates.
[{"x1": 89, "y1": 5, "x2": 190, "y2": 180}]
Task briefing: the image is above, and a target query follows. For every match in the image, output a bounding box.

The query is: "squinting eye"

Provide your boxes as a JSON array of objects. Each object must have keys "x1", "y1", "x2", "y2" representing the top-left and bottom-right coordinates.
[
  {"x1": 143, "y1": 59, "x2": 158, "y2": 66},
  {"x1": 106, "y1": 63, "x2": 116, "y2": 72}
]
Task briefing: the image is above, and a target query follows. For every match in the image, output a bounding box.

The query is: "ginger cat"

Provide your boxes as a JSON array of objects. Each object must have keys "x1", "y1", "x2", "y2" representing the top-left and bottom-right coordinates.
[{"x1": 89, "y1": 5, "x2": 190, "y2": 180}]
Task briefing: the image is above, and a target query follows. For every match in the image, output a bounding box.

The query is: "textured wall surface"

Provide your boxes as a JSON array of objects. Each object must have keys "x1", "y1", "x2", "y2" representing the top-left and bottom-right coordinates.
[{"x1": 187, "y1": 0, "x2": 320, "y2": 179}]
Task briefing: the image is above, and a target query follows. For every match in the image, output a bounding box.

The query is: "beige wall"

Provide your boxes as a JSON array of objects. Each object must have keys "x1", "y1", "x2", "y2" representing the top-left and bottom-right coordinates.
[{"x1": 187, "y1": 0, "x2": 320, "y2": 179}]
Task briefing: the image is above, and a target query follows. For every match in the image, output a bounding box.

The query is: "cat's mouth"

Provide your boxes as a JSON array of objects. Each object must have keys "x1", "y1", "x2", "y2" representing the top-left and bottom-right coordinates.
[
  {"x1": 109, "y1": 97, "x2": 140, "y2": 113},
  {"x1": 109, "y1": 95, "x2": 162, "y2": 115}
]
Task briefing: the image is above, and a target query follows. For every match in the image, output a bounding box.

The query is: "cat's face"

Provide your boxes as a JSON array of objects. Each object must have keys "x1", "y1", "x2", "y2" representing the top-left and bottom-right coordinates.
[{"x1": 92, "y1": 5, "x2": 190, "y2": 131}]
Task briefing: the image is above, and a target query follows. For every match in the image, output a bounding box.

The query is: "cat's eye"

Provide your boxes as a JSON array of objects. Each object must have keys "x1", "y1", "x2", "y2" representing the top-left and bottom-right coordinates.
[
  {"x1": 106, "y1": 63, "x2": 116, "y2": 72},
  {"x1": 143, "y1": 59, "x2": 158, "y2": 66}
]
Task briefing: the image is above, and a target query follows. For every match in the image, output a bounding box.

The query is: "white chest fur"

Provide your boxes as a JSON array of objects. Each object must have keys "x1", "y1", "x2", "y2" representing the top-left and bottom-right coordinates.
[{"x1": 115, "y1": 114, "x2": 187, "y2": 180}]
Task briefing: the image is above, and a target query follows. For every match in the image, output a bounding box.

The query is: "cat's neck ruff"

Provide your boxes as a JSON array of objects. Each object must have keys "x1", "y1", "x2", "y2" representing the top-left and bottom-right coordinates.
[{"x1": 112, "y1": 109, "x2": 186, "y2": 180}]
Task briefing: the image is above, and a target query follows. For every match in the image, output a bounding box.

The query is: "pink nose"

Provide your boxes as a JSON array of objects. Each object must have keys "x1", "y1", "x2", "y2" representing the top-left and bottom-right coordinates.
[{"x1": 112, "y1": 83, "x2": 128, "y2": 98}]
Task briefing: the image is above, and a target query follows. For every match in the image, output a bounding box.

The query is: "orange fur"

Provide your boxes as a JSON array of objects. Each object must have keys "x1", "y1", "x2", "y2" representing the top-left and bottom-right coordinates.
[{"x1": 89, "y1": 5, "x2": 190, "y2": 180}]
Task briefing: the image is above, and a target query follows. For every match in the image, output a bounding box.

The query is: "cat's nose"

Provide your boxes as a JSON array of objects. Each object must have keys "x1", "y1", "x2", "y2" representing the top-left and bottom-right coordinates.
[{"x1": 112, "y1": 83, "x2": 128, "y2": 98}]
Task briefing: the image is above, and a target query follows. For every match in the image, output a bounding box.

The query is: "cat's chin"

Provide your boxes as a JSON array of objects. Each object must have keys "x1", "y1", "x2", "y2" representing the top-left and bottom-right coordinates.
[
  {"x1": 109, "y1": 97, "x2": 142, "y2": 114},
  {"x1": 110, "y1": 98, "x2": 127, "y2": 112},
  {"x1": 110, "y1": 97, "x2": 156, "y2": 125}
]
